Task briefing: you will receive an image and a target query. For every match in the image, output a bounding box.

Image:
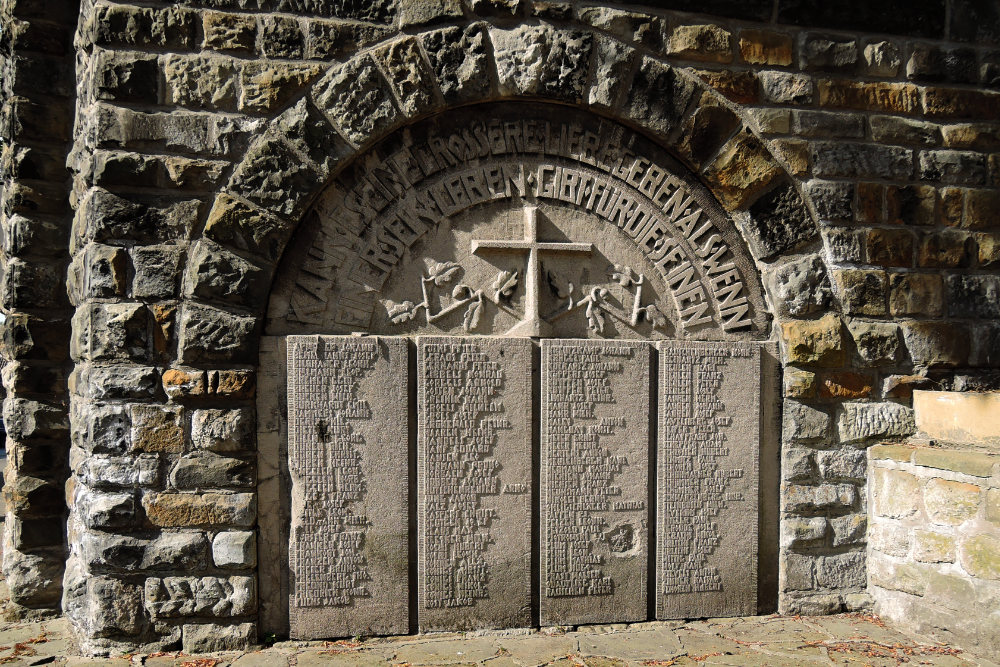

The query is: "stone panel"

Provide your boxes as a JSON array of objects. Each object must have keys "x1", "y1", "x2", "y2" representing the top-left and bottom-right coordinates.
[
  {"x1": 656, "y1": 341, "x2": 760, "y2": 619},
  {"x1": 540, "y1": 339, "x2": 650, "y2": 626},
  {"x1": 287, "y1": 335, "x2": 409, "y2": 638},
  {"x1": 417, "y1": 336, "x2": 532, "y2": 631}
]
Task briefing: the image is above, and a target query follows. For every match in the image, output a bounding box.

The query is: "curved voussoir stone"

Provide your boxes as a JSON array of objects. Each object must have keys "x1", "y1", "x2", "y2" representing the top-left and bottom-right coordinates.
[
  {"x1": 588, "y1": 34, "x2": 637, "y2": 110},
  {"x1": 311, "y1": 54, "x2": 400, "y2": 148},
  {"x1": 701, "y1": 131, "x2": 785, "y2": 211},
  {"x1": 273, "y1": 97, "x2": 353, "y2": 178},
  {"x1": 228, "y1": 134, "x2": 324, "y2": 220},
  {"x1": 183, "y1": 239, "x2": 270, "y2": 309},
  {"x1": 742, "y1": 182, "x2": 818, "y2": 260},
  {"x1": 491, "y1": 24, "x2": 593, "y2": 102},
  {"x1": 419, "y1": 23, "x2": 493, "y2": 105},
  {"x1": 623, "y1": 56, "x2": 697, "y2": 139},
  {"x1": 372, "y1": 36, "x2": 443, "y2": 118},
  {"x1": 203, "y1": 194, "x2": 292, "y2": 265}
]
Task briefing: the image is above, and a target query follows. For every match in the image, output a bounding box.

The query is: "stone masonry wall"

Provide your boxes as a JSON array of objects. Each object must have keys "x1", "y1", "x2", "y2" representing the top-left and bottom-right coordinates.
[
  {"x1": 20, "y1": 0, "x2": 1000, "y2": 655},
  {"x1": 0, "y1": 0, "x2": 80, "y2": 616},
  {"x1": 868, "y1": 443, "x2": 1000, "y2": 657}
]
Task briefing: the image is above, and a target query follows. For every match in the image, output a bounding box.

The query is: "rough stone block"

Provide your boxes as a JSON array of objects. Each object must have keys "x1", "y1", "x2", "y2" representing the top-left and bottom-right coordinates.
[
  {"x1": 588, "y1": 35, "x2": 636, "y2": 109},
  {"x1": 907, "y1": 44, "x2": 978, "y2": 84},
  {"x1": 837, "y1": 401, "x2": 915, "y2": 443},
  {"x1": 848, "y1": 321, "x2": 900, "y2": 366},
  {"x1": 182, "y1": 622, "x2": 256, "y2": 653},
  {"x1": 185, "y1": 240, "x2": 269, "y2": 308},
  {"x1": 131, "y1": 245, "x2": 184, "y2": 299},
  {"x1": 924, "y1": 478, "x2": 980, "y2": 526},
  {"x1": 959, "y1": 534, "x2": 1000, "y2": 580},
  {"x1": 129, "y1": 404, "x2": 183, "y2": 454},
  {"x1": 799, "y1": 33, "x2": 857, "y2": 72},
  {"x1": 372, "y1": 37, "x2": 439, "y2": 118},
  {"x1": 781, "y1": 517, "x2": 827, "y2": 547},
  {"x1": 862, "y1": 40, "x2": 902, "y2": 77},
  {"x1": 624, "y1": 57, "x2": 696, "y2": 138},
  {"x1": 901, "y1": 321, "x2": 971, "y2": 367},
  {"x1": 782, "y1": 400, "x2": 831, "y2": 443},
  {"x1": 811, "y1": 142, "x2": 912, "y2": 180},
  {"x1": 420, "y1": 24, "x2": 491, "y2": 104},
  {"x1": 703, "y1": 134, "x2": 784, "y2": 211},
  {"x1": 228, "y1": 135, "x2": 323, "y2": 219},
  {"x1": 816, "y1": 551, "x2": 865, "y2": 589},
  {"x1": 666, "y1": 24, "x2": 732, "y2": 62},
  {"x1": 832, "y1": 269, "x2": 887, "y2": 316},
  {"x1": 780, "y1": 313, "x2": 845, "y2": 367},
  {"x1": 213, "y1": 531, "x2": 256, "y2": 569},
  {"x1": 191, "y1": 407, "x2": 254, "y2": 453},
  {"x1": 888, "y1": 273, "x2": 944, "y2": 316},
  {"x1": 202, "y1": 11, "x2": 257, "y2": 51},
  {"x1": 784, "y1": 483, "x2": 857, "y2": 512},
  {"x1": 744, "y1": 183, "x2": 815, "y2": 258},
  {"x1": 831, "y1": 514, "x2": 866, "y2": 546},
  {"x1": 142, "y1": 492, "x2": 255, "y2": 528},
  {"x1": 170, "y1": 452, "x2": 253, "y2": 489},
  {"x1": 163, "y1": 54, "x2": 237, "y2": 111},
  {"x1": 240, "y1": 63, "x2": 323, "y2": 115},
  {"x1": 739, "y1": 29, "x2": 793, "y2": 66},
  {"x1": 913, "y1": 530, "x2": 956, "y2": 563},
  {"x1": 816, "y1": 447, "x2": 866, "y2": 480},
  {"x1": 492, "y1": 25, "x2": 592, "y2": 102},
  {"x1": 203, "y1": 194, "x2": 289, "y2": 264},
  {"x1": 674, "y1": 93, "x2": 741, "y2": 169},
  {"x1": 759, "y1": 70, "x2": 813, "y2": 104},
  {"x1": 145, "y1": 575, "x2": 255, "y2": 618},
  {"x1": 177, "y1": 303, "x2": 257, "y2": 364}
]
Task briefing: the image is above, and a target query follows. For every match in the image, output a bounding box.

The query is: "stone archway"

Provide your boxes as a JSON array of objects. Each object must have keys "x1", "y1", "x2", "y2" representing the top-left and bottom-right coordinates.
[
  {"x1": 65, "y1": 17, "x2": 841, "y2": 654},
  {"x1": 251, "y1": 98, "x2": 792, "y2": 635}
]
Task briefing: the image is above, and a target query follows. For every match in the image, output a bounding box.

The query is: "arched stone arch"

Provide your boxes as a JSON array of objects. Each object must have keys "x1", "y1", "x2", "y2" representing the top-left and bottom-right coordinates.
[
  {"x1": 178, "y1": 20, "x2": 834, "y2": 370},
  {"x1": 171, "y1": 19, "x2": 839, "y2": 636}
]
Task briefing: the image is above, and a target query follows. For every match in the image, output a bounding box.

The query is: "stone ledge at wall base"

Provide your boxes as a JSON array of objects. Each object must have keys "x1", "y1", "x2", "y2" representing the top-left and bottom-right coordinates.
[
  {"x1": 913, "y1": 390, "x2": 1000, "y2": 451},
  {"x1": 867, "y1": 441, "x2": 1000, "y2": 659}
]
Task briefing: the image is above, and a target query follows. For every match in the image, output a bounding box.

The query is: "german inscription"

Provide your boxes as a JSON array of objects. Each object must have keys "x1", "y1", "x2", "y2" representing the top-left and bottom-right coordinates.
[
  {"x1": 269, "y1": 104, "x2": 766, "y2": 338},
  {"x1": 657, "y1": 341, "x2": 759, "y2": 619},
  {"x1": 417, "y1": 337, "x2": 532, "y2": 631},
  {"x1": 286, "y1": 335, "x2": 409, "y2": 638},
  {"x1": 540, "y1": 339, "x2": 650, "y2": 626}
]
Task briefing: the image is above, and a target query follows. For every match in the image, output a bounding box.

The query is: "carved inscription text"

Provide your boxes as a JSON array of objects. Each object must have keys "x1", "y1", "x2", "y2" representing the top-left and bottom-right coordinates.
[{"x1": 288, "y1": 339, "x2": 377, "y2": 608}]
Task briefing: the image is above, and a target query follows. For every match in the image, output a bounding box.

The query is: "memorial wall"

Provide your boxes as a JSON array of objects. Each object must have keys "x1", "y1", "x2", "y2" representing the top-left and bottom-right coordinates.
[
  {"x1": 283, "y1": 335, "x2": 763, "y2": 637},
  {"x1": 8, "y1": 0, "x2": 996, "y2": 655}
]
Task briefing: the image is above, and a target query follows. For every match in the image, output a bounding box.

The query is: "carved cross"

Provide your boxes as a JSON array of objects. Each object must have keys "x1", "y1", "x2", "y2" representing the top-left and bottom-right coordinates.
[{"x1": 472, "y1": 206, "x2": 592, "y2": 336}]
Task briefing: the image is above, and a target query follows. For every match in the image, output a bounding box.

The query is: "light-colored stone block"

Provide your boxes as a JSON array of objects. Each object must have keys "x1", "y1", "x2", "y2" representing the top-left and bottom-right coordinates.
[
  {"x1": 914, "y1": 390, "x2": 1000, "y2": 450},
  {"x1": 287, "y1": 335, "x2": 409, "y2": 638},
  {"x1": 656, "y1": 341, "x2": 760, "y2": 619}
]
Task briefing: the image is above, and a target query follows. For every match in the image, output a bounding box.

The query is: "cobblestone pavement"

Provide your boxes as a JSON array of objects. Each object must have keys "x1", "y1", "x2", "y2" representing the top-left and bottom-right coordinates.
[{"x1": 0, "y1": 613, "x2": 993, "y2": 666}]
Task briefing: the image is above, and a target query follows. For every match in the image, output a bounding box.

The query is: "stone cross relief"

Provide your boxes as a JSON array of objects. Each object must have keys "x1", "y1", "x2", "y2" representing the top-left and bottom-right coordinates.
[{"x1": 385, "y1": 205, "x2": 668, "y2": 336}]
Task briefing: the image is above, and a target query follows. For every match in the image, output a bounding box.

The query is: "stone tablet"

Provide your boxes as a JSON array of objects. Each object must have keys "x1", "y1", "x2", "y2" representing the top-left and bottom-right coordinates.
[
  {"x1": 287, "y1": 335, "x2": 409, "y2": 638},
  {"x1": 656, "y1": 341, "x2": 760, "y2": 619},
  {"x1": 417, "y1": 337, "x2": 532, "y2": 631},
  {"x1": 540, "y1": 339, "x2": 650, "y2": 626}
]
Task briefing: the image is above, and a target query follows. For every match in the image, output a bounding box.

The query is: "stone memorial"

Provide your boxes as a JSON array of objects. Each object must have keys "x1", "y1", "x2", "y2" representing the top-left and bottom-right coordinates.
[
  {"x1": 540, "y1": 339, "x2": 651, "y2": 626},
  {"x1": 286, "y1": 336, "x2": 409, "y2": 638},
  {"x1": 28, "y1": 0, "x2": 1000, "y2": 652},
  {"x1": 656, "y1": 341, "x2": 761, "y2": 619},
  {"x1": 417, "y1": 337, "x2": 533, "y2": 631}
]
